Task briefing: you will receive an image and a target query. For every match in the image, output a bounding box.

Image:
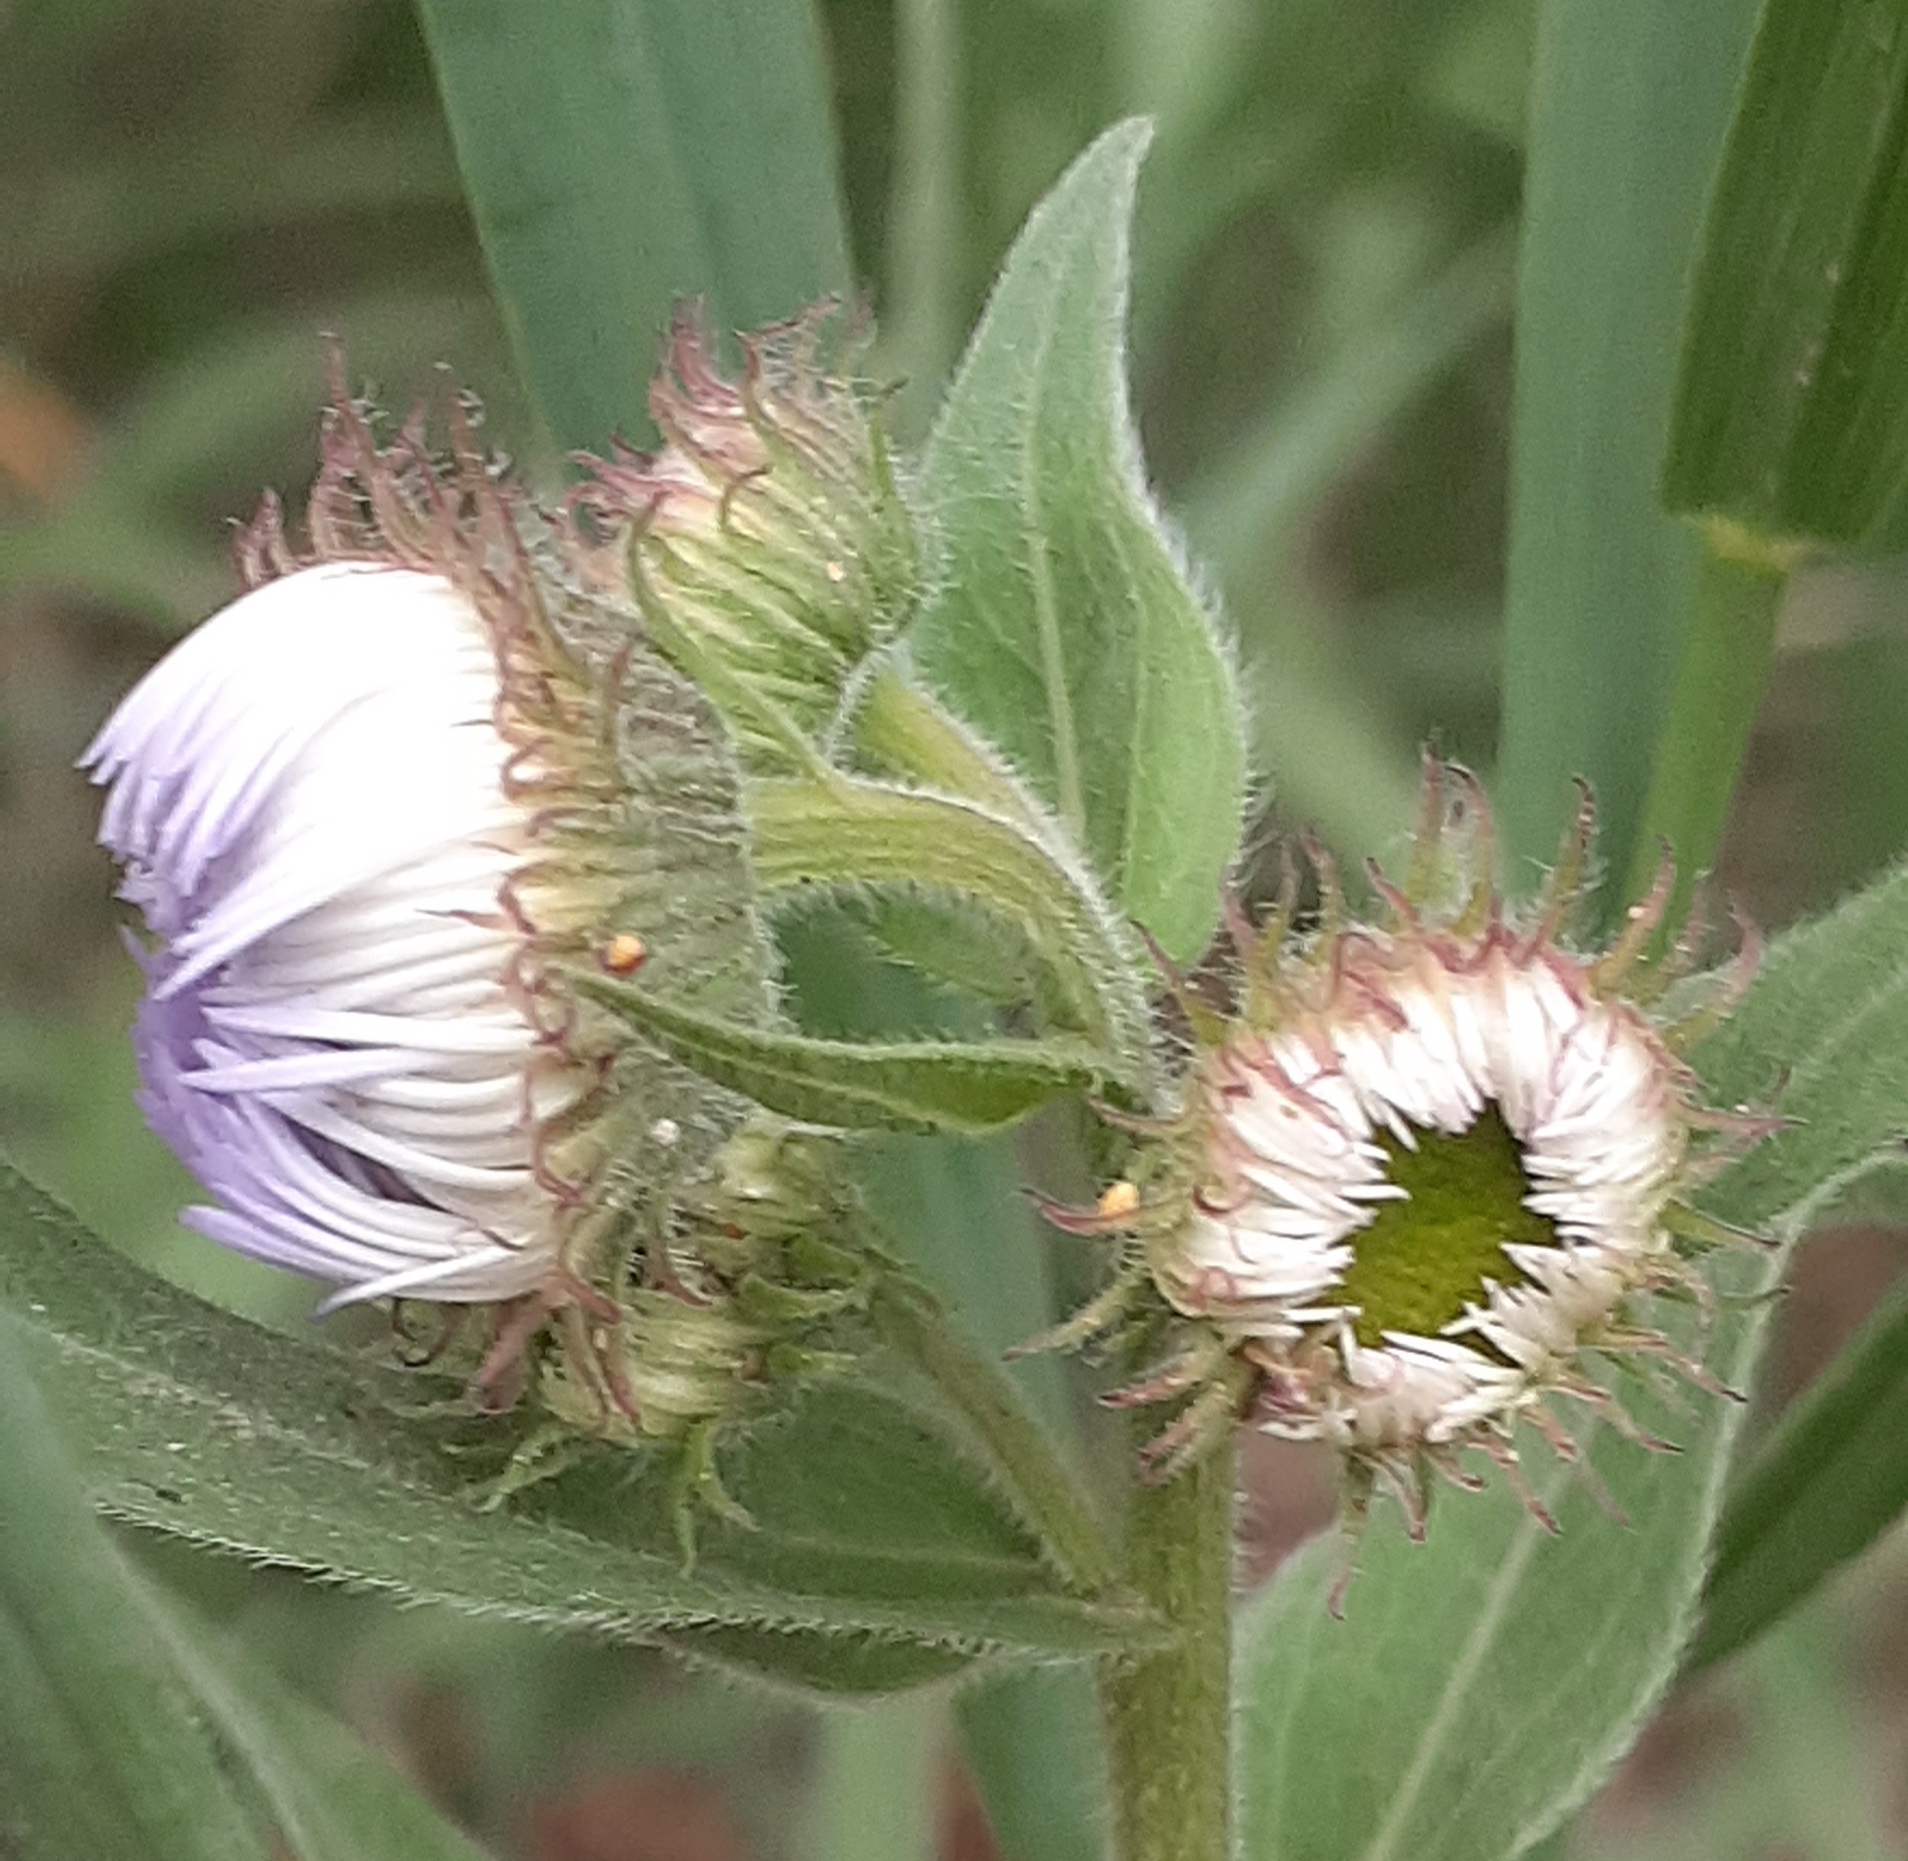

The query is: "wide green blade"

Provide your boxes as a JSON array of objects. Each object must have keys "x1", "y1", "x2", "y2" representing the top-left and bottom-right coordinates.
[
  {"x1": 801, "y1": 1697, "x2": 940, "y2": 1861},
  {"x1": 416, "y1": 0, "x2": 849, "y2": 454},
  {"x1": 1494, "y1": 0, "x2": 1763, "y2": 897},
  {"x1": 1694, "y1": 1259, "x2": 1908, "y2": 1669},
  {"x1": 0, "y1": 1164, "x2": 1161, "y2": 1666},
  {"x1": 0, "y1": 1312, "x2": 267, "y2": 1861},
  {"x1": 1237, "y1": 859, "x2": 1908, "y2": 1861},
  {"x1": 135, "y1": 1585, "x2": 495, "y2": 1861},
  {"x1": 1664, "y1": 0, "x2": 1908, "y2": 550}
]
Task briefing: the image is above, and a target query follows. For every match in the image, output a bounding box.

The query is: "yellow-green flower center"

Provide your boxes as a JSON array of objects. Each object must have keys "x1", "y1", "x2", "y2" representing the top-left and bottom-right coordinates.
[{"x1": 1337, "y1": 1108, "x2": 1560, "y2": 1346}]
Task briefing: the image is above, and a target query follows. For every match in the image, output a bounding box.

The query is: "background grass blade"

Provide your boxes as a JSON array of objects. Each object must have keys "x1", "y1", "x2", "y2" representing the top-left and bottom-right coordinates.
[
  {"x1": 1494, "y1": 0, "x2": 1763, "y2": 900},
  {"x1": 801, "y1": 1697, "x2": 941, "y2": 1861},
  {"x1": 1694, "y1": 1263, "x2": 1908, "y2": 1670},
  {"x1": 1663, "y1": 0, "x2": 1908, "y2": 550},
  {"x1": 135, "y1": 1585, "x2": 496, "y2": 1861},
  {"x1": 0, "y1": 1310, "x2": 268, "y2": 1861},
  {"x1": 1622, "y1": 546, "x2": 1785, "y2": 913},
  {"x1": 415, "y1": 0, "x2": 850, "y2": 455}
]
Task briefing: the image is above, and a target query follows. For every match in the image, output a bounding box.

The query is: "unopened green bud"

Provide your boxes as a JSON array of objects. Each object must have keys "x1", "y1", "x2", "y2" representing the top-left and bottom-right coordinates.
[{"x1": 571, "y1": 305, "x2": 919, "y2": 771}]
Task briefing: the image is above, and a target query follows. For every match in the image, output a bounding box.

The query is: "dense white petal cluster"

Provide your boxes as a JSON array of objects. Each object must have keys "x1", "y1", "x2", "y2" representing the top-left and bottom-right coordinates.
[
  {"x1": 86, "y1": 563, "x2": 578, "y2": 1309},
  {"x1": 1184, "y1": 933, "x2": 1685, "y2": 1453}
]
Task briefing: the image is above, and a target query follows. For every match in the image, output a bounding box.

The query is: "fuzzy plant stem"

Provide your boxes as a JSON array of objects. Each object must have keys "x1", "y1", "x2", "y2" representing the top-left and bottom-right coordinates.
[
  {"x1": 869, "y1": 1280, "x2": 1120, "y2": 1594},
  {"x1": 1099, "y1": 1427, "x2": 1237, "y2": 1861}
]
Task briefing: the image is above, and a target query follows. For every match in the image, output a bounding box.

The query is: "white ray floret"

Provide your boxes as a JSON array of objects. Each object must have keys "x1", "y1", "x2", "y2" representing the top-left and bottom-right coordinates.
[{"x1": 85, "y1": 562, "x2": 581, "y2": 1311}]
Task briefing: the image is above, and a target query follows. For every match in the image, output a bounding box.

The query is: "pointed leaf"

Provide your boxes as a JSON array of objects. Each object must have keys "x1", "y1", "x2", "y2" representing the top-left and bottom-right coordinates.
[
  {"x1": 573, "y1": 970, "x2": 1102, "y2": 1132},
  {"x1": 910, "y1": 120, "x2": 1247, "y2": 963},
  {"x1": 1237, "y1": 861, "x2": 1908, "y2": 1861},
  {"x1": 747, "y1": 773, "x2": 1153, "y2": 1079},
  {"x1": 417, "y1": 0, "x2": 849, "y2": 454},
  {"x1": 0, "y1": 1164, "x2": 1164, "y2": 1664}
]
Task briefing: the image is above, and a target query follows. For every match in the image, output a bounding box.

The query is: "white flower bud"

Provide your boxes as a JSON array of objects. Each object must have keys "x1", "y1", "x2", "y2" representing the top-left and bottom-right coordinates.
[
  {"x1": 1056, "y1": 766, "x2": 1774, "y2": 1545},
  {"x1": 85, "y1": 391, "x2": 772, "y2": 1328}
]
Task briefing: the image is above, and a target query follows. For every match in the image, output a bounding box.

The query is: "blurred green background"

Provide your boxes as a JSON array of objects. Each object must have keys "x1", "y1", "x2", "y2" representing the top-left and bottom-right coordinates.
[{"x1": 3, "y1": 1, "x2": 1906, "y2": 1856}]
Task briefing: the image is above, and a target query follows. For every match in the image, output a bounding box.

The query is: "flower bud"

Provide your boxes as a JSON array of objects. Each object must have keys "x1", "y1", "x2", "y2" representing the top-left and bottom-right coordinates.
[
  {"x1": 1056, "y1": 765, "x2": 1773, "y2": 1548},
  {"x1": 84, "y1": 386, "x2": 774, "y2": 1328},
  {"x1": 569, "y1": 305, "x2": 918, "y2": 770},
  {"x1": 536, "y1": 1123, "x2": 870, "y2": 1447}
]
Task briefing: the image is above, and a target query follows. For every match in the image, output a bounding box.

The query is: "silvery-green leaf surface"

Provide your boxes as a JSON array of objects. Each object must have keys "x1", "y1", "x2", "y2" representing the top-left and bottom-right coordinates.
[
  {"x1": 910, "y1": 119, "x2": 1248, "y2": 965},
  {"x1": 0, "y1": 1164, "x2": 1162, "y2": 1667}
]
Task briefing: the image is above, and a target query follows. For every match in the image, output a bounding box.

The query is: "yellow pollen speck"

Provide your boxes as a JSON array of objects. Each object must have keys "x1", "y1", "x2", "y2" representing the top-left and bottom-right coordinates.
[
  {"x1": 601, "y1": 932, "x2": 649, "y2": 975},
  {"x1": 1097, "y1": 1180, "x2": 1141, "y2": 1219}
]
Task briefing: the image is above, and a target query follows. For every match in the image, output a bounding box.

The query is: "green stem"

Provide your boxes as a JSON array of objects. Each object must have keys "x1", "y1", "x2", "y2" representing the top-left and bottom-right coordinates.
[
  {"x1": 1099, "y1": 1430, "x2": 1237, "y2": 1861},
  {"x1": 1624, "y1": 533, "x2": 1786, "y2": 915},
  {"x1": 746, "y1": 765, "x2": 1157, "y2": 1090},
  {"x1": 870, "y1": 1280, "x2": 1120, "y2": 1594},
  {"x1": 852, "y1": 662, "x2": 1040, "y2": 821}
]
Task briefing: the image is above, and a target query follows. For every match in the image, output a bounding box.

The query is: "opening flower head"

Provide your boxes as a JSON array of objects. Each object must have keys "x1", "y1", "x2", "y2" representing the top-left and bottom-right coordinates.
[
  {"x1": 1053, "y1": 762, "x2": 1773, "y2": 1558},
  {"x1": 83, "y1": 377, "x2": 776, "y2": 1359}
]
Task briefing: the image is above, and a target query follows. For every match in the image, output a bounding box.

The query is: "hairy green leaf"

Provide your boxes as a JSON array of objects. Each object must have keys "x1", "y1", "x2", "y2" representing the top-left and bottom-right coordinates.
[
  {"x1": 910, "y1": 119, "x2": 1247, "y2": 963},
  {"x1": 416, "y1": 0, "x2": 849, "y2": 455},
  {"x1": 1238, "y1": 861, "x2": 1908, "y2": 1861},
  {"x1": 747, "y1": 772, "x2": 1154, "y2": 1081},
  {"x1": 1665, "y1": 0, "x2": 1908, "y2": 550},
  {"x1": 0, "y1": 1165, "x2": 1163, "y2": 1665},
  {"x1": 0, "y1": 1313, "x2": 267, "y2": 1861},
  {"x1": 573, "y1": 968, "x2": 1102, "y2": 1133}
]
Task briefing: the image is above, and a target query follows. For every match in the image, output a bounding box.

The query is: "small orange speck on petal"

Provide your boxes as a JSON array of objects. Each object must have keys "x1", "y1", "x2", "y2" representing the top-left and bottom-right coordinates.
[{"x1": 1097, "y1": 1180, "x2": 1141, "y2": 1220}]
